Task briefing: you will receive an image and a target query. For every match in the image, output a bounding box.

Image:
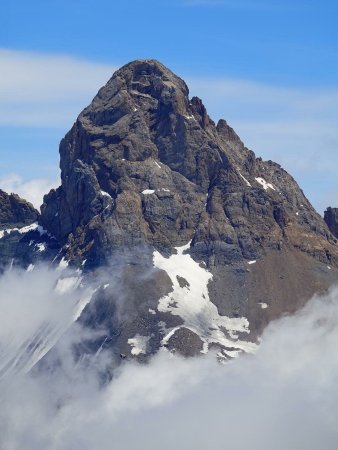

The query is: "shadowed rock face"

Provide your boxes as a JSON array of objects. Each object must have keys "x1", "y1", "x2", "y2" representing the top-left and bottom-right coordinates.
[
  {"x1": 0, "y1": 190, "x2": 60, "y2": 273},
  {"x1": 324, "y1": 207, "x2": 338, "y2": 238},
  {"x1": 3, "y1": 60, "x2": 338, "y2": 360}
]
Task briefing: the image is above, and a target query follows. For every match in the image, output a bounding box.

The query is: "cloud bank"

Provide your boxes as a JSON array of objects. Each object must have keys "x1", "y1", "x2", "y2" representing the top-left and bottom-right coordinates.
[{"x1": 1, "y1": 263, "x2": 338, "y2": 450}]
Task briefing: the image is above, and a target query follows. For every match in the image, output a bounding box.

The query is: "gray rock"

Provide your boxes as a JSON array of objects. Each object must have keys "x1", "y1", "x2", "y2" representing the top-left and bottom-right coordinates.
[
  {"x1": 0, "y1": 189, "x2": 38, "y2": 229},
  {"x1": 0, "y1": 190, "x2": 60, "y2": 273},
  {"x1": 4, "y1": 59, "x2": 338, "y2": 360},
  {"x1": 41, "y1": 59, "x2": 338, "y2": 271},
  {"x1": 324, "y1": 207, "x2": 338, "y2": 237}
]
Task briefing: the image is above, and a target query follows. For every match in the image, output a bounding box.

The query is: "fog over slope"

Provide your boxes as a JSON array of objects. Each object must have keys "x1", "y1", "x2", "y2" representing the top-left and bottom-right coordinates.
[{"x1": 1, "y1": 265, "x2": 338, "y2": 450}]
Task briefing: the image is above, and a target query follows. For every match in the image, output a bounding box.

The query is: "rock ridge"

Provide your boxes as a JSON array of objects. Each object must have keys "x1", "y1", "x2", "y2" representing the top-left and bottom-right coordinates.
[
  {"x1": 39, "y1": 59, "x2": 338, "y2": 271},
  {"x1": 2, "y1": 59, "x2": 338, "y2": 360},
  {"x1": 0, "y1": 189, "x2": 38, "y2": 229}
]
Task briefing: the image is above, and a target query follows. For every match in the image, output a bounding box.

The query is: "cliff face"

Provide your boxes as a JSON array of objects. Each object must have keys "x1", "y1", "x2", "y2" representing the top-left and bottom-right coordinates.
[
  {"x1": 0, "y1": 190, "x2": 59, "y2": 272},
  {"x1": 2, "y1": 59, "x2": 338, "y2": 360},
  {"x1": 324, "y1": 207, "x2": 338, "y2": 238},
  {"x1": 40, "y1": 60, "x2": 337, "y2": 267}
]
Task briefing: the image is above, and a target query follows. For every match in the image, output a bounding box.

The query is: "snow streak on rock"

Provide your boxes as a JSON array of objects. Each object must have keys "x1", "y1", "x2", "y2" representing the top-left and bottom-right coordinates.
[
  {"x1": 0, "y1": 222, "x2": 47, "y2": 239},
  {"x1": 255, "y1": 177, "x2": 276, "y2": 191},
  {"x1": 153, "y1": 242, "x2": 257, "y2": 356}
]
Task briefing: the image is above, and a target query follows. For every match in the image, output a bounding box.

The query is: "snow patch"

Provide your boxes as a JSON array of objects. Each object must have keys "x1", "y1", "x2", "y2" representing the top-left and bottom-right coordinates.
[
  {"x1": 0, "y1": 222, "x2": 47, "y2": 240},
  {"x1": 142, "y1": 189, "x2": 155, "y2": 195},
  {"x1": 35, "y1": 243, "x2": 46, "y2": 252},
  {"x1": 239, "y1": 173, "x2": 252, "y2": 187},
  {"x1": 153, "y1": 242, "x2": 257, "y2": 356},
  {"x1": 259, "y1": 302, "x2": 268, "y2": 309},
  {"x1": 255, "y1": 177, "x2": 276, "y2": 191},
  {"x1": 100, "y1": 190, "x2": 112, "y2": 199},
  {"x1": 222, "y1": 348, "x2": 242, "y2": 358},
  {"x1": 128, "y1": 335, "x2": 150, "y2": 356},
  {"x1": 247, "y1": 260, "x2": 256, "y2": 265},
  {"x1": 149, "y1": 309, "x2": 156, "y2": 315},
  {"x1": 154, "y1": 161, "x2": 162, "y2": 169},
  {"x1": 161, "y1": 327, "x2": 181, "y2": 346}
]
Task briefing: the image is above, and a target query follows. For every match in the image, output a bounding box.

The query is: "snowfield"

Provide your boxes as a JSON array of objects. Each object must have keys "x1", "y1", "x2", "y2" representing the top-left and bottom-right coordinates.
[{"x1": 153, "y1": 241, "x2": 257, "y2": 357}]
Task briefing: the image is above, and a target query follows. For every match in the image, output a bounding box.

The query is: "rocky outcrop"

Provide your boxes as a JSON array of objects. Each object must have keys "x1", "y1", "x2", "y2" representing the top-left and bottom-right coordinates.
[
  {"x1": 3, "y1": 60, "x2": 338, "y2": 360},
  {"x1": 40, "y1": 60, "x2": 338, "y2": 270},
  {"x1": 0, "y1": 190, "x2": 59, "y2": 273},
  {"x1": 324, "y1": 207, "x2": 338, "y2": 238},
  {"x1": 0, "y1": 190, "x2": 38, "y2": 229}
]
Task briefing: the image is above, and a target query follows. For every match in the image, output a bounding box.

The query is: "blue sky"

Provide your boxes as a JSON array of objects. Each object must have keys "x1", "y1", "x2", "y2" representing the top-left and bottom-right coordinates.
[{"x1": 1, "y1": 0, "x2": 337, "y2": 211}]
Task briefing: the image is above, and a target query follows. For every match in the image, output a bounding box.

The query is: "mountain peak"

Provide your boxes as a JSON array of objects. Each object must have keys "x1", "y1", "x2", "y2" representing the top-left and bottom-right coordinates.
[
  {"x1": 41, "y1": 60, "x2": 338, "y2": 269},
  {"x1": 81, "y1": 59, "x2": 191, "y2": 132},
  {"x1": 4, "y1": 59, "x2": 336, "y2": 360},
  {"x1": 116, "y1": 58, "x2": 182, "y2": 77},
  {"x1": 108, "y1": 58, "x2": 188, "y2": 93}
]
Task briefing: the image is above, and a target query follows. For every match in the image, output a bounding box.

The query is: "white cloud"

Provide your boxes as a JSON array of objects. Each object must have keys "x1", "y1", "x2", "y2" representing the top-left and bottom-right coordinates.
[
  {"x1": 0, "y1": 173, "x2": 59, "y2": 209},
  {"x1": 0, "y1": 49, "x2": 116, "y2": 127},
  {"x1": 1, "y1": 262, "x2": 338, "y2": 450}
]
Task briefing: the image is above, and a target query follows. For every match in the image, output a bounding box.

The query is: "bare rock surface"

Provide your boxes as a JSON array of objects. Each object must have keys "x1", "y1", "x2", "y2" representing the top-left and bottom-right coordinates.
[
  {"x1": 2, "y1": 59, "x2": 338, "y2": 361},
  {"x1": 324, "y1": 207, "x2": 338, "y2": 238},
  {"x1": 0, "y1": 189, "x2": 38, "y2": 229}
]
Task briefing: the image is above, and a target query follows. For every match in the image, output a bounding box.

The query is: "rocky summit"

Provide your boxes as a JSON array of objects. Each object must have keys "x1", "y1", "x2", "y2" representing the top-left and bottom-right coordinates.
[{"x1": 1, "y1": 59, "x2": 338, "y2": 362}]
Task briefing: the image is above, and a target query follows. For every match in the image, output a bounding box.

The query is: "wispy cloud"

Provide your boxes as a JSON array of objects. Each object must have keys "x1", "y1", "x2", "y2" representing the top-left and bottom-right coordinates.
[
  {"x1": 0, "y1": 49, "x2": 116, "y2": 127},
  {"x1": 1, "y1": 263, "x2": 338, "y2": 450}
]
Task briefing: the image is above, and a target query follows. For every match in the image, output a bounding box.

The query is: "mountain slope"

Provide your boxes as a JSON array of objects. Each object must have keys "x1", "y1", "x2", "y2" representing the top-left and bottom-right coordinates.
[
  {"x1": 41, "y1": 60, "x2": 338, "y2": 269},
  {"x1": 0, "y1": 190, "x2": 59, "y2": 272},
  {"x1": 2, "y1": 59, "x2": 338, "y2": 360}
]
